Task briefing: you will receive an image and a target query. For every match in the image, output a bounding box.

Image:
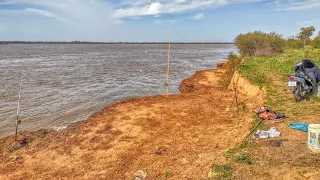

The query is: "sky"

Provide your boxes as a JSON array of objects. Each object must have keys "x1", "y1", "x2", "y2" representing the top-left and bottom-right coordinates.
[{"x1": 0, "y1": 0, "x2": 319, "y2": 42}]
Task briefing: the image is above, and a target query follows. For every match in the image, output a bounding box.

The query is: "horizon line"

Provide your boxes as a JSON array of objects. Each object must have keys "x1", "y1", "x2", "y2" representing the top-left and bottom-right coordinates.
[{"x1": 0, "y1": 41, "x2": 234, "y2": 44}]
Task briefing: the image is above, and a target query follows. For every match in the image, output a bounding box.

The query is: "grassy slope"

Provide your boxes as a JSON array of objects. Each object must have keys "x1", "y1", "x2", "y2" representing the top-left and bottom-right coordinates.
[
  {"x1": 210, "y1": 49, "x2": 320, "y2": 180},
  {"x1": 238, "y1": 49, "x2": 320, "y2": 121}
]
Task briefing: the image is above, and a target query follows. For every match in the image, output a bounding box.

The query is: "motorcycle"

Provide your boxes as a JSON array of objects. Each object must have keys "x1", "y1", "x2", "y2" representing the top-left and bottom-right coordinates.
[{"x1": 288, "y1": 70, "x2": 314, "y2": 102}]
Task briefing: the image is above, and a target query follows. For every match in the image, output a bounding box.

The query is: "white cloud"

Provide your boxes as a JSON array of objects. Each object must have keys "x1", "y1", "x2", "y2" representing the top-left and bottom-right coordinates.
[
  {"x1": 192, "y1": 13, "x2": 204, "y2": 20},
  {"x1": 300, "y1": 20, "x2": 317, "y2": 25},
  {"x1": 154, "y1": 19, "x2": 178, "y2": 25},
  {"x1": 24, "y1": 8, "x2": 67, "y2": 22},
  {"x1": 113, "y1": 0, "x2": 265, "y2": 18},
  {"x1": 0, "y1": 0, "x2": 125, "y2": 41},
  {"x1": 154, "y1": 19, "x2": 164, "y2": 24},
  {"x1": 276, "y1": 0, "x2": 320, "y2": 10}
]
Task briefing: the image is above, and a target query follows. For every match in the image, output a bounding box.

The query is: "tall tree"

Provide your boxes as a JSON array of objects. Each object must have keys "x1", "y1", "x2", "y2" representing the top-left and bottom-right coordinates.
[{"x1": 298, "y1": 26, "x2": 315, "y2": 47}]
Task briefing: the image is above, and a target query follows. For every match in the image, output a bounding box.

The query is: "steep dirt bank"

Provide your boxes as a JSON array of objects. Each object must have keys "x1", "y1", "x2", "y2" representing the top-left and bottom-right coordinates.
[
  {"x1": 229, "y1": 72, "x2": 266, "y2": 111},
  {"x1": 0, "y1": 64, "x2": 264, "y2": 179}
]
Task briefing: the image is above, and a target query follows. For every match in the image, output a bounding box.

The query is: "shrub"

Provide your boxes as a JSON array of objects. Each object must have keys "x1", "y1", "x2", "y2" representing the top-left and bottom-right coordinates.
[
  {"x1": 286, "y1": 37, "x2": 304, "y2": 49},
  {"x1": 311, "y1": 35, "x2": 320, "y2": 49},
  {"x1": 235, "y1": 31, "x2": 285, "y2": 57},
  {"x1": 222, "y1": 53, "x2": 242, "y2": 89}
]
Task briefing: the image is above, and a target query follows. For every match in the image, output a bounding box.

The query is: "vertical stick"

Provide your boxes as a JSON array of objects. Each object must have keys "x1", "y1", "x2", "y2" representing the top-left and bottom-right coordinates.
[
  {"x1": 234, "y1": 86, "x2": 238, "y2": 108},
  {"x1": 15, "y1": 68, "x2": 24, "y2": 141},
  {"x1": 165, "y1": 23, "x2": 172, "y2": 99}
]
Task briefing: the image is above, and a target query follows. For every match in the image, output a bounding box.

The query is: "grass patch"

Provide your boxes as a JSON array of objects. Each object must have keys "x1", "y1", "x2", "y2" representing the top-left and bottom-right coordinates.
[
  {"x1": 226, "y1": 148, "x2": 237, "y2": 159},
  {"x1": 297, "y1": 169, "x2": 307, "y2": 176},
  {"x1": 211, "y1": 164, "x2": 233, "y2": 180},
  {"x1": 164, "y1": 171, "x2": 172, "y2": 179},
  {"x1": 235, "y1": 152, "x2": 253, "y2": 165},
  {"x1": 239, "y1": 103, "x2": 248, "y2": 111},
  {"x1": 239, "y1": 140, "x2": 250, "y2": 149},
  {"x1": 225, "y1": 141, "x2": 255, "y2": 166}
]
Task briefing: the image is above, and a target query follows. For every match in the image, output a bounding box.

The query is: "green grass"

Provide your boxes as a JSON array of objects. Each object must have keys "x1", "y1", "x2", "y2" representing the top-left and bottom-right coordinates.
[
  {"x1": 224, "y1": 140, "x2": 255, "y2": 167},
  {"x1": 235, "y1": 152, "x2": 253, "y2": 165},
  {"x1": 211, "y1": 164, "x2": 233, "y2": 180},
  {"x1": 164, "y1": 171, "x2": 172, "y2": 179},
  {"x1": 238, "y1": 49, "x2": 320, "y2": 121},
  {"x1": 226, "y1": 148, "x2": 237, "y2": 159},
  {"x1": 239, "y1": 140, "x2": 250, "y2": 149},
  {"x1": 250, "y1": 115, "x2": 270, "y2": 131},
  {"x1": 297, "y1": 169, "x2": 307, "y2": 176}
]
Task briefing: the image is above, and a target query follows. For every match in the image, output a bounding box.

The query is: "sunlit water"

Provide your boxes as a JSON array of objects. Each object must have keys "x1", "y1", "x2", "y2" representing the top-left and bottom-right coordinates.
[{"x1": 0, "y1": 44, "x2": 237, "y2": 138}]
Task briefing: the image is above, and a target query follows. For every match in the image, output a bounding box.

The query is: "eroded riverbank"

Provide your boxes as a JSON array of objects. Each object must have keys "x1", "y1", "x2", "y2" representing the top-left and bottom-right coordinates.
[{"x1": 0, "y1": 63, "x2": 262, "y2": 179}]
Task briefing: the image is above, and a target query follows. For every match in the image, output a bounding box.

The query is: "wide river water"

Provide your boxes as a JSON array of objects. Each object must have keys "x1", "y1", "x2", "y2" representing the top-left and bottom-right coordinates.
[{"x1": 0, "y1": 44, "x2": 236, "y2": 138}]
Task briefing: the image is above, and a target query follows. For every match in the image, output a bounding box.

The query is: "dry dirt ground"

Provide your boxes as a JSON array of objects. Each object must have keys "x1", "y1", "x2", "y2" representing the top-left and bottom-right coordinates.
[{"x1": 0, "y1": 66, "x2": 256, "y2": 179}]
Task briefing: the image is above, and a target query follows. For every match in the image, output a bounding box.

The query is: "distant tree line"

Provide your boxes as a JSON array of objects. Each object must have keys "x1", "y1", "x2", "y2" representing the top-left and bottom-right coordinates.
[
  {"x1": 235, "y1": 26, "x2": 320, "y2": 57},
  {"x1": 0, "y1": 41, "x2": 234, "y2": 45}
]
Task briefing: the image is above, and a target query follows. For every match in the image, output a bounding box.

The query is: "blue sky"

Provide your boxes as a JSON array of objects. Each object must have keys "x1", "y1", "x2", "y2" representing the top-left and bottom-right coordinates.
[{"x1": 0, "y1": 0, "x2": 319, "y2": 42}]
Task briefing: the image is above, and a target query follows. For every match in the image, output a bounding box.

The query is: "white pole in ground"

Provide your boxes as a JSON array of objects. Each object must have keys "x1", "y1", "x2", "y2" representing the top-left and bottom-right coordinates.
[
  {"x1": 165, "y1": 23, "x2": 172, "y2": 99},
  {"x1": 15, "y1": 68, "x2": 24, "y2": 141}
]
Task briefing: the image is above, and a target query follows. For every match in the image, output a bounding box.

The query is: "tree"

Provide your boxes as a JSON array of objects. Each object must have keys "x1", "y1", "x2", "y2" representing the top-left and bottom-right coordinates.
[{"x1": 298, "y1": 26, "x2": 315, "y2": 47}]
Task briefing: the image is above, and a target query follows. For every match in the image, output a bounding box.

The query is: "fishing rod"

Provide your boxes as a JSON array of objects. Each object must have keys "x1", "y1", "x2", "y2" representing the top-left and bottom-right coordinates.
[
  {"x1": 165, "y1": 19, "x2": 172, "y2": 99},
  {"x1": 15, "y1": 67, "x2": 24, "y2": 141}
]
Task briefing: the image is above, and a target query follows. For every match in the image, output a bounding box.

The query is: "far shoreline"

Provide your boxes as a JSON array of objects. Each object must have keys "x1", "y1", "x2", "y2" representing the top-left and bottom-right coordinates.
[{"x1": 0, "y1": 41, "x2": 234, "y2": 45}]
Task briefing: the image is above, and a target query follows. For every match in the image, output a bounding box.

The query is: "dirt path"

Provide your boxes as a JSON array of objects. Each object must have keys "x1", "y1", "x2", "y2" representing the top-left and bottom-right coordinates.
[{"x1": 0, "y1": 67, "x2": 255, "y2": 179}]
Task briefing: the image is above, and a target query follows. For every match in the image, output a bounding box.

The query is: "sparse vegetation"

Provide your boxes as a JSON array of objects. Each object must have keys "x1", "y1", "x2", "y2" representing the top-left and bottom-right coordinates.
[
  {"x1": 164, "y1": 171, "x2": 172, "y2": 179},
  {"x1": 297, "y1": 169, "x2": 307, "y2": 176},
  {"x1": 235, "y1": 152, "x2": 253, "y2": 165},
  {"x1": 240, "y1": 103, "x2": 248, "y2": 111},
  {"x1": 239, "y1": 140, "x2": 250, "y2": 149},
  {"x1": 223, "y1": 52, "x2": 242, "y2": 88},
  {"x1": 211, "y1": 164, "x2": 233, "y2": 180},
  {"x1": 250, "y1": 115, "x2": 270, "y2": 131}
]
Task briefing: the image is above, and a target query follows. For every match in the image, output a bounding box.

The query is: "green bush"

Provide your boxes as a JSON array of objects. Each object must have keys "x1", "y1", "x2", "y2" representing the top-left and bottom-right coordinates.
[
  {"x1": 286, "y1": 37, "x2": 304, "y2": 49},
  {"x1": 222, "y1": 53, "x2": 242, "y2": 89},
  {"x1": 311, "y1": 35, "x2": 320, "y2": 49},
  {"x1": 235, "y1": 31, "x2": 285, "y2": 57}
]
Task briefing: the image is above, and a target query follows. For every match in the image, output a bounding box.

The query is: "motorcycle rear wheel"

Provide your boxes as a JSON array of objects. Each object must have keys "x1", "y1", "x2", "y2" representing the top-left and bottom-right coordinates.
[{"x1": 292, "y1": 82, "x2": 305, "y2": 102}]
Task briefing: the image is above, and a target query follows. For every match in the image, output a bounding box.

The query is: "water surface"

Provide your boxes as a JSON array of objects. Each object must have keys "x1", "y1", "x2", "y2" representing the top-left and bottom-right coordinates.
[{"x1": 0, "y1": 44, "x2": 236, "y2": 138}]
